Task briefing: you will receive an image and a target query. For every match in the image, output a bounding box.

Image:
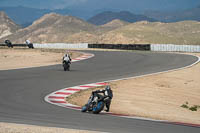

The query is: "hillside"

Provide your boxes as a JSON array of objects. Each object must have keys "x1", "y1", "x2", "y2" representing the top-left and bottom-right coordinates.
[
  {"x1": 101, "y1": 19, "x2": 130, "y2": 30},
  {"x1": 0, "y1": 13, "x2": 99, "y2": 43},
  {"x1": 1, "y1": 12, "x2": 200, "y2": 45},
  {"x1": 87, "y1": 11, "x2": 157, "y2": 25},
  {"x1": 97, "y1": 21, "x2": 200, "y2": 45},
  {"x1": 0, "y1": 11, "x2": 20, "y2": 39}
]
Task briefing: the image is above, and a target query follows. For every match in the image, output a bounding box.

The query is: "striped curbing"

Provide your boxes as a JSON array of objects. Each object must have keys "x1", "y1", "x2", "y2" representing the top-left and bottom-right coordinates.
[
  {"x1": 71, "y1": 53, "x2": 94, "y2": 62},
  {"x1": 45, "y1": 82, "x2": 108, "y2": 109}
]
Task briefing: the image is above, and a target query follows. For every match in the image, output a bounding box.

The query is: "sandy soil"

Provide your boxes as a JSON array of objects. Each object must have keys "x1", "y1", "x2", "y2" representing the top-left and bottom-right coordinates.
[
  {"x1": 69, "y1": 53, "x2": 200, "y2": 125},
  {"x1": 0, "y1": 48, "x2": 82, "y2": 70},
  {"x1": 0, "y1": 122, "x2": 99, "y2": 133}
]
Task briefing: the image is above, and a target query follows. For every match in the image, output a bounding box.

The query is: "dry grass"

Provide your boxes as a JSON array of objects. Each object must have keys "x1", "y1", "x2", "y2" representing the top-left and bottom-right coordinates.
[{"x1": 99, "y1": 21, "x2": 200, "y2": 45}]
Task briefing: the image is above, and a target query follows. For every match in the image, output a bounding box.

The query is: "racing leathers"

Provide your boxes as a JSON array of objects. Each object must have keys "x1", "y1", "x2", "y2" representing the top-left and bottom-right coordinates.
[{"x1": 63, "y1": 54, "x2": 72, "y2": 64}]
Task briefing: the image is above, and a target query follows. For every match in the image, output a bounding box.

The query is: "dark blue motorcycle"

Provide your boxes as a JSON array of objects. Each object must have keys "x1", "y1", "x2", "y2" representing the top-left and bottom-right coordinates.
[{"x1": 81, "y1": 92, "x2": 105, "y2": 114}]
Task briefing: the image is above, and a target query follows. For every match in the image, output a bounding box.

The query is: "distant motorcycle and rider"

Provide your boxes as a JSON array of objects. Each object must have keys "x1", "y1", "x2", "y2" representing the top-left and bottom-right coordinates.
[
  {"x1": 25, "y1": 40, "x2": 34, "y2": 49},
  {"x1": 5, "y1": 40, "x2": 13, "y2": 48},
  {"x1": 62, "y1": 53, "x2": 71, "y2": 71}
]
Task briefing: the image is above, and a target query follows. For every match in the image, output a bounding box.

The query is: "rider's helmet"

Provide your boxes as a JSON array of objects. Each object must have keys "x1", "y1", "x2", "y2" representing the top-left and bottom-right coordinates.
[
  {"x1": 105, "y1": 85, "x2": 113, "y2": 99},
  {"x1": 105, "y1": 86, "x2": 111, "y2": 91},
  {"x1": 64, "y1": 54, "x2": 69, "y2": 57},
  {"x1": 5, "y1": 40, "x2": 10, "y2": 44}
]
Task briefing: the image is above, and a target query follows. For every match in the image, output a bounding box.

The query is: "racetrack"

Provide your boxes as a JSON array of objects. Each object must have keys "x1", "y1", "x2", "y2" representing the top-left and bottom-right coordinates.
[{"x1": 0, "y1": 50, "x2": 199, "y2": 133}]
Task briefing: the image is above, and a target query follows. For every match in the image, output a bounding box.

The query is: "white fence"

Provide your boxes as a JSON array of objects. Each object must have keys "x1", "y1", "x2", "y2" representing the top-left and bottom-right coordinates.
[
  {"x1": 151, "y1": 44, "x2": 200, "y2": 52},
  {"x1": 32, "y1": 43, "x2": 200, "y2": 52},
  {"x1": 33, "y1": 43, "x2": 88, "y2": 49}
]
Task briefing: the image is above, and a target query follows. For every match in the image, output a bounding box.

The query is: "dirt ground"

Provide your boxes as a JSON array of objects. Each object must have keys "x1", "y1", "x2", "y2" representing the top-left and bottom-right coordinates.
[
  {"x1": 0, "y1": 48, "x2": 82, "y2": 70},
  {"x1": 0, "y1": 122, "x2": 99, "y2": 133},
  {"x1": 69, "y1": 53, "x2": 200, "y2": 125},
  {"x1": 0, "y1": 48, "x2": 200, "y2": 132}
]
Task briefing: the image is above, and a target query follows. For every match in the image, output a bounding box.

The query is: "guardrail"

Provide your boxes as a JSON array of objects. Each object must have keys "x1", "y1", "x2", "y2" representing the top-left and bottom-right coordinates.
[
  {"x1": 1, "y1": 43, "x2": 200, "y2": 53},
  {"x1": 88, "y1": 44, "x2": 151, "y2": 51},
  {"x1": 0, "y1": 44, "x2": 27, "y2": 47},
  {"x1": 151, "y1": 44, "x2": 200, "y2": 52},
  {"x1": 0, "y1": 43, "x2": 88, "y2": 49},
  {"x1": 33, "y1": 43, "x2": 88, "y2": 49}
]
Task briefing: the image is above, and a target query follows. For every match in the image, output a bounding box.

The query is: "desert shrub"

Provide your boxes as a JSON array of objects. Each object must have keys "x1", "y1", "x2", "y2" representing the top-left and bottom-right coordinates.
[
  {"x1": 181, "y1": 102, "x2": 200, "y2": 111},
  {"x1": 189, "y1": 105, "x2": 198, "y2": 111},
  {"x1": 181, "y1": 101, "x2": 189, "y2": 109}
]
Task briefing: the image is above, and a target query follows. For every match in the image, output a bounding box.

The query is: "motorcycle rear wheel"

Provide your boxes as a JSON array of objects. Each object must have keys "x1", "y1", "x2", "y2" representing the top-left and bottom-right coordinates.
[
  {"x1": 92, "y1": 101, "x2": 104, "y2": 114},
  {"x1": 81, "y1": 105, "x2": 87, "y2": 112}
]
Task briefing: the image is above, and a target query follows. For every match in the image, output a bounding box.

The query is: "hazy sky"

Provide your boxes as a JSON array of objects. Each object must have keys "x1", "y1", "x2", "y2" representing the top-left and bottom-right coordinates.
[{"x1": 0, "y1": 0, "x2": 200, "y2": 12}]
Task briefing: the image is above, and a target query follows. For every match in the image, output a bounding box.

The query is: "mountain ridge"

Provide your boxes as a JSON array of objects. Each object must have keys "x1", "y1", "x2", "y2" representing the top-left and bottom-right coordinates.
[
  {"x1": 98, "y1": 20, "x2": 200, "y2": 45},
  {"x1": 0, "y1": 13, "x2": 99, "y2": 43},
  {"x1": 87, "y1": 11, "x2": 157, "y2": 25},
  {"x1": 0, "y1": 11, "x2": 20, "y2": 39},
  {"x1": 1, "y1": 12, "x2": 200, "y2": 45},
  {"x1": 144, "y1": 5, "x2": 200, "y2": 22}
]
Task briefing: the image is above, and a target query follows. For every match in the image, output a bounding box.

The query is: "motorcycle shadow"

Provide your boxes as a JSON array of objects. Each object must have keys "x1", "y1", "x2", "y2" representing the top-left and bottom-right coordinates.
[
  {"x1": 82, "y1": 111, "x2": 110, "y2": 116},
  {"x1": 56, "y1": 68, "x2": 79, "y2": 72}
]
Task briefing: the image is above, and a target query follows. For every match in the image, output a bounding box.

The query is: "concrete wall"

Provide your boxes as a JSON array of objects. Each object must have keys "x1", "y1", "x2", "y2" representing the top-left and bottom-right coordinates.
[
  {"x1": 151, "y1": 44, "x2": 200, "y2": 52},
  {"x1": 33, "y1": 43, "x2": 88, "y2": 49}
]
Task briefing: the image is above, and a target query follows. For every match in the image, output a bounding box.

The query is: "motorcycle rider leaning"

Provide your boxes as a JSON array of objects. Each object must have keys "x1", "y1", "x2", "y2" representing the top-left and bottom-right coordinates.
[
  {"x1": 25, "y1": 39, "x2": 31, "y2": 45},
  {"x1": 92, "y1": 86, "x2": 113, "y2": 112},
  {"x1": 63, "y1": 53, "x2": 72, "y2": 64}
]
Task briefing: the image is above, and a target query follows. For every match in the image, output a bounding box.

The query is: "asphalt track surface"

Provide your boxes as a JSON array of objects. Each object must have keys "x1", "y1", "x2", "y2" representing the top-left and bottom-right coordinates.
[{"x1": 0, "y1": 50, "x2": 199, "y2": 133}]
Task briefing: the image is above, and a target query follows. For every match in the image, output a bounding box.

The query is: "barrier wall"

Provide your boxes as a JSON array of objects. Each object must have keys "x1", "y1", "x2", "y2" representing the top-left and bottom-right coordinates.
[
  {"x1": 33, "y1": 43, "x2": 88, "y2": 49},
  {"x1": 88, "y1": 44, "x2": 151, "y2": 51},
  {"x1": 0, "y1": 44, "x2": 26, "y2": 47},
  {"x1": 151, "y1": 44, "x2": 200, "y2": 52},
  {"x1": 1, "y1": 43, "x2": 200, "y2": 53}
]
